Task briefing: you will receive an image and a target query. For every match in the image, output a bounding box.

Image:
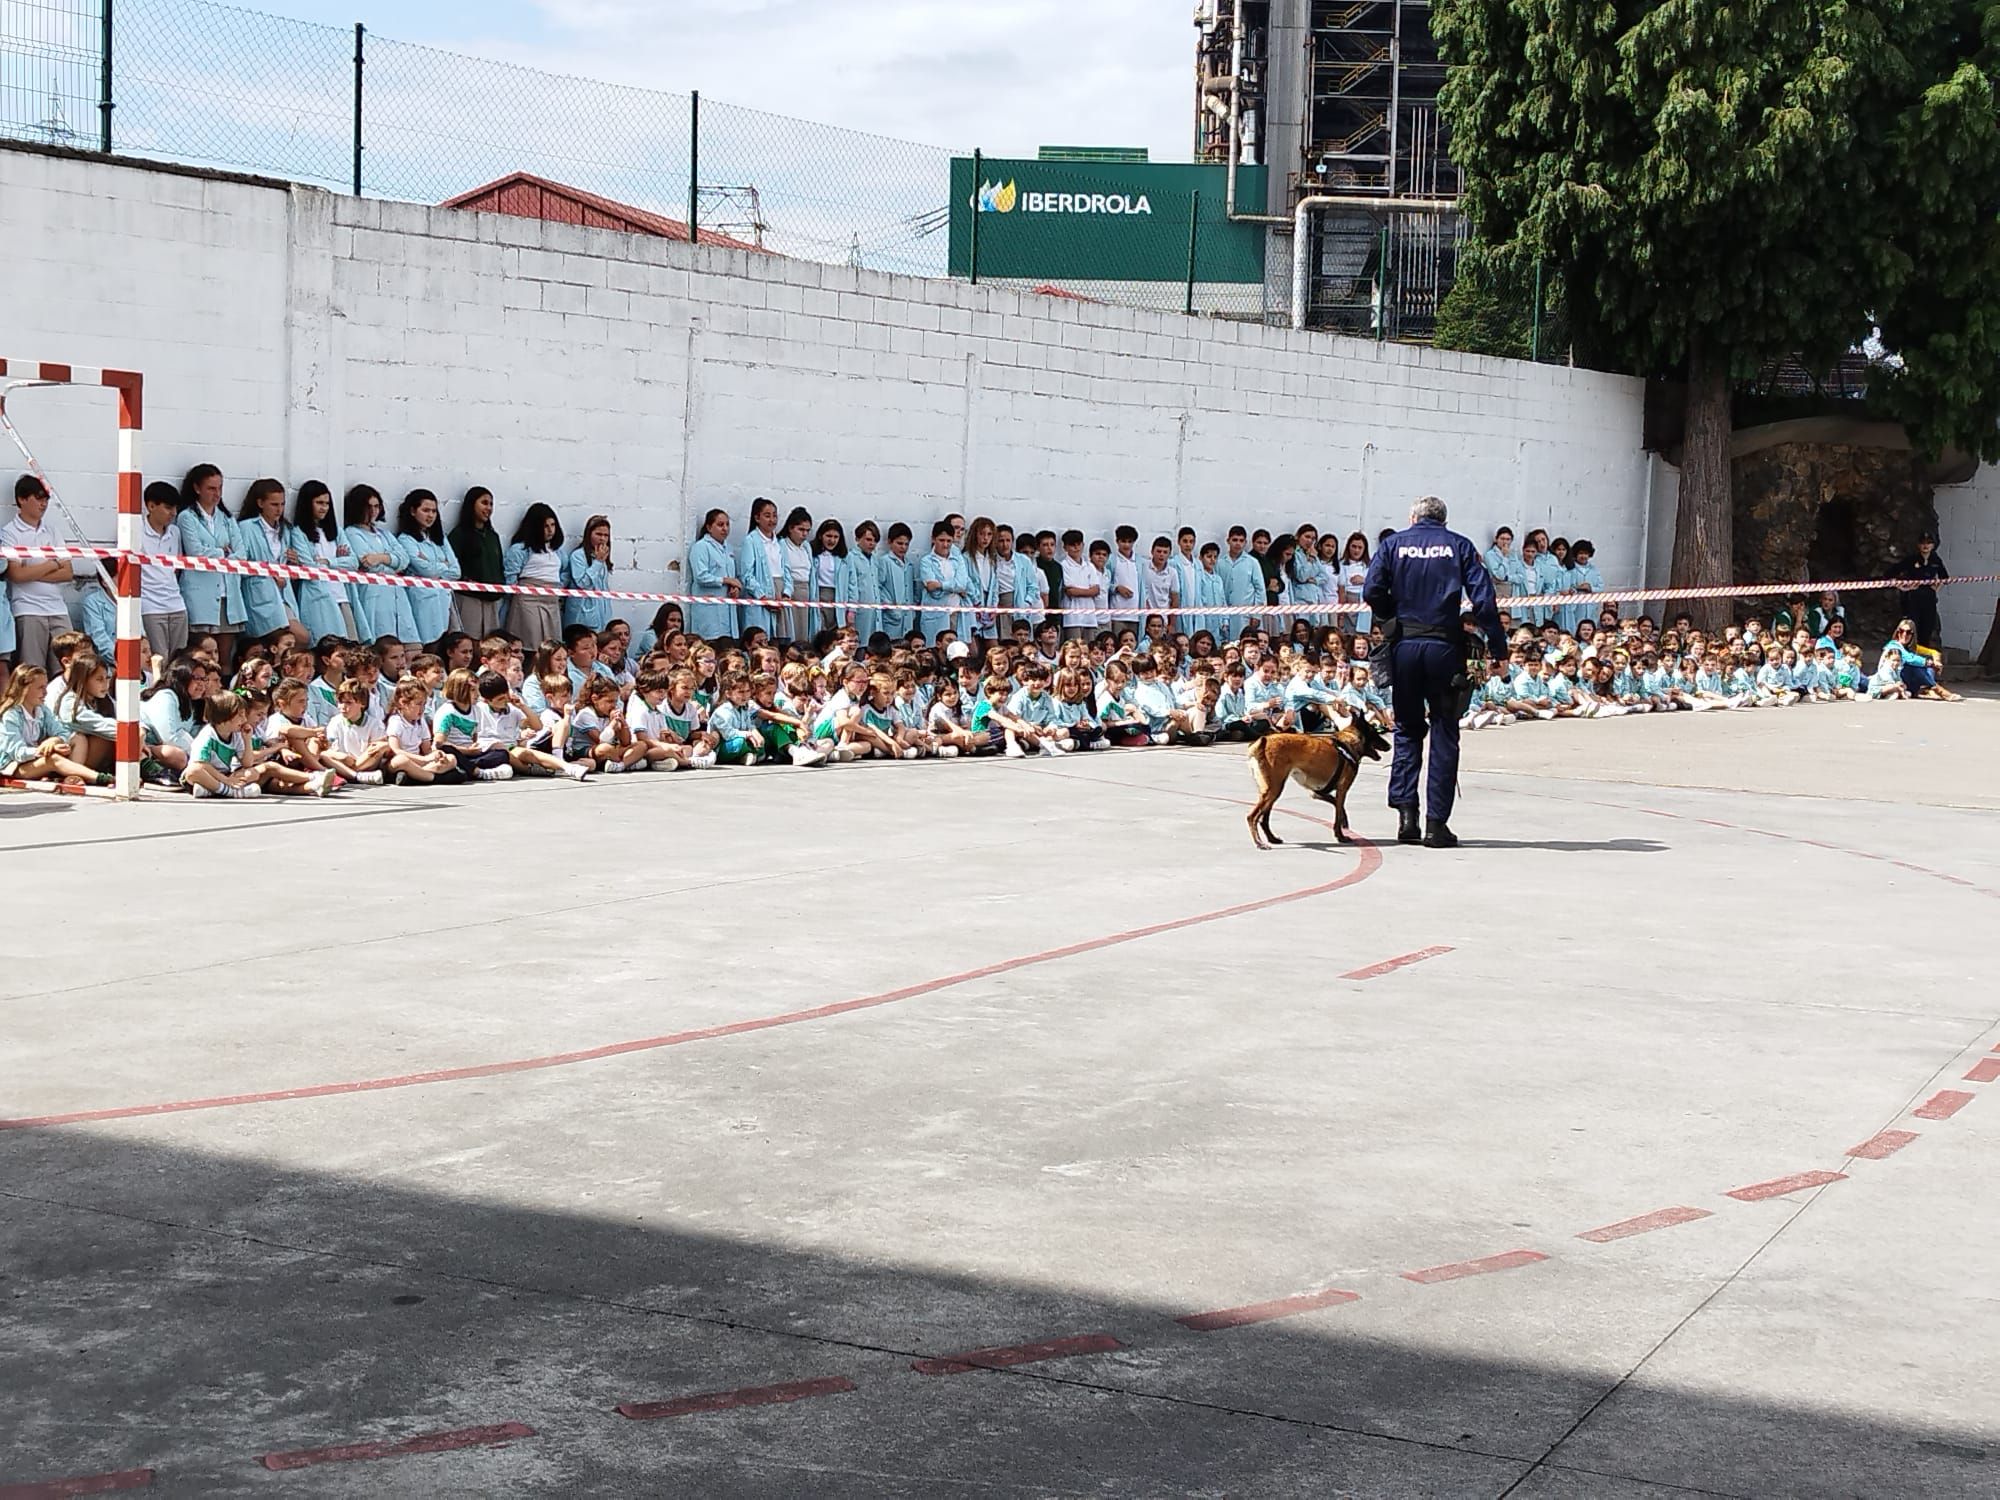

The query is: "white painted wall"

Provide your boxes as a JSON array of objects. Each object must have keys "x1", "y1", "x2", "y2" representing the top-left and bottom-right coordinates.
[
  {"x1": 1935, "y1": 468, "x2": 2000, "y2": 654},
  {"x1": 1, "y1": 145, "x2": 1655, "y2": 627}
]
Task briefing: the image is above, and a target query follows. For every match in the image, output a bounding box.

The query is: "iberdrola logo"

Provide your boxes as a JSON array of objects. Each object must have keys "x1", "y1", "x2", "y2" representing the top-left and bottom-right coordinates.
[{"x1": 976, "y1": 179, "x2": 1018, "y2": 213}]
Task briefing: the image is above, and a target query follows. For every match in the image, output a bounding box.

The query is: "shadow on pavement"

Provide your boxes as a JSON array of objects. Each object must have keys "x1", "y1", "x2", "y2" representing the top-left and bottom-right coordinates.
[{"x1": 1, "y1": 1127, "x2": 1993, "y2": 1497}]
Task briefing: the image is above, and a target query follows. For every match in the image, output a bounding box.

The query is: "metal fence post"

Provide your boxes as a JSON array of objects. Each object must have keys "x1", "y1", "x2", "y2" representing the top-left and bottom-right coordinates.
[
  {"x1": 1376, "y1": 222, "x2": 1389, "y2": 343},
  {"x1": 351, "y1": 24, "x2": 364, "y2": 195},
  {"x1": 98, "y1": 0, "x2": 114, "y2": 152},
  {"x1": 1531, "y1": 259, "x2": 1545, "y2": 362},
  {"x1": 688, "y1": 91, "x2": 700, "y2": 243},
  {"x1": 1184, "y1": 189, "x2": 1200, "y2": 316},
  {"x1": 968, "y1": 148, "x2": 981, "y2": 284}
]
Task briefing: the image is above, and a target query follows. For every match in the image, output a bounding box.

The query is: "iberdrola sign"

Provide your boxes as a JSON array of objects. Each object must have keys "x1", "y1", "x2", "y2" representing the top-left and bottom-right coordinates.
[{"x1": 949, "y1": 157, "x2": 1266, "y2": 284}]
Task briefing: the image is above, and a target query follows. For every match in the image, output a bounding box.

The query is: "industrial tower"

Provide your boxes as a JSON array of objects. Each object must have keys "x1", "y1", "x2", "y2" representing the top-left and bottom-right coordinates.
[{"x1": 1195, "y1": 0, "x2": 1462, "y2": 335}]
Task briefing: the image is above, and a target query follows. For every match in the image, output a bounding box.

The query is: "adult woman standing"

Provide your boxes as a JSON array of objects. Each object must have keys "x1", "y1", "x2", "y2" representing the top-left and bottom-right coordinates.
[
  {"x1": 779, "y1": 506, "x2": 815, "y2": 640},
  {"x1": 343, "y1": 483, "x2": 417, "y2": 642},
  {"x1": 502, "y1": 503, "x2": 565, "y2": 652},
  {"x1": 395, "y1": 489, "x2": 459, "y2": 647},
  {"x1": 449, "y1": 487, "x2": 506, "y2": 639},
  {"x1": 290, "y1": 480, "x2": 357, "y2": 644},
  {"x1": 174, "y1": 463, "x2": 246, "y2": 669},
  {"x1": 687, "y1": 508, "x2": 740, "y2": 639},
  {"x1": 233, "y1": 478, "x2": 304, "y2": 641},
  {"x1": 736, "y1": 498, "x2": 782, "y2": 638},
  {"x1": 1897, "y1": 533, "x2": 1949, "y2": 649},
  {"x1": 562, "y1": 514, "x2": 614, "y2": 634}
]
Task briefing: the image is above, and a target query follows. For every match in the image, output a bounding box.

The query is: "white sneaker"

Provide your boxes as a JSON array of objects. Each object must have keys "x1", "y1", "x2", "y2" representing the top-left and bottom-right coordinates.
[
  {"x1": 833, "y1": 745, "x2": 859, "y2": 763},
  {"x1": 304, "y1": 772, "x2": 332, "y2": 797},
  {"x1": 353, "y1": 770, "x2": 385, "y2": 785},
  {"x1": 788, "y1": 744, "x2": 829, "y2": 767},
  {"x1": 475, "y1": 764, "x2": 514, "y2": 781},
  {"x1": 937, "y1": 745, "x2": 960, "y2": 758},
  {"x1": 563, "y1": 761, "x2": 590, "y2": 781},
  {"x1": 1150, "y1": 732, "x2": 1171, "y2": 746},
  {"x1": 1037, "y1": 740, "x2": 1060, "y2": 757},
  {"x1": 901, "y1": 747, "x2": 922, "y2": 760},
  {"x1": 233, "y1": 782, "x2": 265, "y2": 799},
  {"x1": 600, "y1": 759, "x2": 626, "y2": 773},
  {"x1": 689, "y1": 750, "x2": 717, "y2": 769}
]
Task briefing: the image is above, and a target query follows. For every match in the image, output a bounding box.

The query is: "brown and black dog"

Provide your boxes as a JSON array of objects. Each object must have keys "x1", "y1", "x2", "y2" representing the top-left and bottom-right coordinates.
[{"x1": 1245, "y1": 723, "x2": 1390, "y2": 848}]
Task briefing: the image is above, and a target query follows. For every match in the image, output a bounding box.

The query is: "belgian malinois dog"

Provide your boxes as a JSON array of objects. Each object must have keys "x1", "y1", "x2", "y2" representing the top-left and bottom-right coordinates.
[{"x1": 1245, "y1": 723, "x2": 1390, "y2": 849}]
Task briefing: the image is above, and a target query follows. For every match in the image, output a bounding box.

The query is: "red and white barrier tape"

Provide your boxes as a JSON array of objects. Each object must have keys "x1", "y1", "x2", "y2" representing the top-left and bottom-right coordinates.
[{"x1": 4, "y1": 544, "x2": 1994, "y2": 621}]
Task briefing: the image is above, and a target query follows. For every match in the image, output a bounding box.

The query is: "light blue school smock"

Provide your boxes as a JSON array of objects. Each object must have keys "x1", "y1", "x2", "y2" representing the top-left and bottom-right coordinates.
[
  {"x1": 175, "y1": 503, "x2": 246, "y2": 631},
  {"x1": 234, "y1": 517, "x2": 300, "y2": 637},
  {"x1": 1009, "y1": 552, "x2": 1045, "y2": 620},
  {"x1": 397, "y1": 533, "x2": 460, "y2": 645},
  {"x1": 292, "y1": 527, "x2": 356, "y2": 644},
  {"x1": 685, "y1": 536, "x2": 738, "y2": 639},
  {"x1": 876, "y1": 552, "x2": 916, "y2": 639},
  {"x1": 835, "y1": 548, "x2": 884, "y2": 640},
  {"x1": 1191, "y1": 566, "x2": 1225, "y2": 641},
  {"x1": 0, "y1": 703, "x2": 66, "y2": 768},
  {"x1": 346, "y1": 524, "x2": 418, "y2": 642},
  {"x1": 1557, "y1": 561, "x2": 1602, "y2": 635},
  {"x1": 561, "y1": 549, "x2": 613, "y2": 632},
  {"x1": 735, "y1": 531, "x2": 779, "y2": 637},
  {"x1": 0, "y1": 577, "x2": 12, "y2": 656},
  {"x1": 1218, "y1": 554, "x2": 1262, "y2": 641},
  {"x1": 916, "y1": 551, "x2": 971, "y2": 642},
  {"x1": 82, "y1": 586, "x2": 117, "y2": 663}
]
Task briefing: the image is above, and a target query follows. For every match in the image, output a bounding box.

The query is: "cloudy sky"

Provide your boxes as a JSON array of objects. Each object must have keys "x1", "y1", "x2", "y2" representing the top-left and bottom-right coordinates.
[{"x1": 261, "y1": 0, "x2": 1198, "y2": 158}]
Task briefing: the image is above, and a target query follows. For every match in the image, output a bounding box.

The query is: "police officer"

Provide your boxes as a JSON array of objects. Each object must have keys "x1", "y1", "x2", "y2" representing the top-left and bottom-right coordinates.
[{"x1": 1360, "y1": 495, "x2": 1508, "y2": 848}]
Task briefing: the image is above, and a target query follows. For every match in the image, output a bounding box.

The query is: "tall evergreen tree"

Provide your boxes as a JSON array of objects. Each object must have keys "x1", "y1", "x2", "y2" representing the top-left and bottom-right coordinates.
[{"x1": 1434, "y1": 0, "x2": 2000, "y2": 610}]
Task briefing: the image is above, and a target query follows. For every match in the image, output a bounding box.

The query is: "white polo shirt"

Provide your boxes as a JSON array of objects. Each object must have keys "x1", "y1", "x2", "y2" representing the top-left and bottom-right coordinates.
[
  {"x1": 1, "y1": 513, "x2": 70, "y2": 617},
  {"x1": 139, "y1": 516, "x2": 188, "y2": 616}
]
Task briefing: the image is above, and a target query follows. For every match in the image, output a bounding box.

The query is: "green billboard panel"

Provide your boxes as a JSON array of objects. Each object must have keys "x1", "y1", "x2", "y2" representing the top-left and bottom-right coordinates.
[{"x1": 948, "y1": 157, "x2": 1268, "y2": 284}]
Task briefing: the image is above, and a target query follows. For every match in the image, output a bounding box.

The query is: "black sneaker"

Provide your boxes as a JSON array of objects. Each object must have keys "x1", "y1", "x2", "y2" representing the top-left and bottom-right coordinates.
[{"x1": 1423, "y1": 818, "x2": 1459, "y2": 849}]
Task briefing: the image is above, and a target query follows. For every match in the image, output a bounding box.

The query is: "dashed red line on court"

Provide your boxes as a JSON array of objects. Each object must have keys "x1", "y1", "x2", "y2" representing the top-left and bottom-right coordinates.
[
  {"x1": 257, "y1": 1422, "x2": 535, "y2": 1472},
  {"x1": 1847, "y1": 1129, "x2": 1920, "y2": 1160},
  {"x1": 1401, "y1": 1250, "x2": 1548, "y2": 1284},
  {"x1": 1963, "y1": 1057, "x2": 2000, "y2": 1084},
  {"x1": 1915, "y1": 1090, "x2": 1975, "y2": 1120},
  {"x1": 1176, "y1": 1287, "x2": 1360, "y2": 1331},
  {"x1": 1725, "y1": 1170, "x2": 1846, "y2": 1202},
  {"x1": 1575, "y1": 1206, "x2": 1712, "y2": 1243},
  {"x1": 911, "y1": 1333, "x2": 1122, "y2": 1376},
  {"x1": 1340, "y1": 945, "x2": 1453, "y2": 981},
  {"x1": 617, "y1": 1375, "x2": 857, "y2": 1420},
  {"x1": 0, "y1": 1471, "x2": 153, "y2": 1499}
]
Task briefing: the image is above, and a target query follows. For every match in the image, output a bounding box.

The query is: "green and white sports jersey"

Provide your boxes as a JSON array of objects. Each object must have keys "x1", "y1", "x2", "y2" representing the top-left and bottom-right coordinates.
[{"x1": 191, "y1": 725, "x2": 242, "y2": 771}]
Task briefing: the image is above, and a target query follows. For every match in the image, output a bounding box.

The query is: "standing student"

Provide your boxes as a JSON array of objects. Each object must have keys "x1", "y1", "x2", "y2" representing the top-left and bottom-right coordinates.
[
  {"x1": 2, "y1": 473, "x2": 73, "y2": 677},
  {"x1": 232, "y1": 478, "x2": 304, "y2": 641},
  {"x1": 876, "y1": 522, "x2": 917, "y2": 639},
  {"x1": 811, "y1": 518, "x2": 849, "y2": 638},
  {"x1": 1058, "y1": 529, "x2": 1100, "y2": 642},
  {"x1": 1170, "y1": 528, "x2": 1203, "y2": 636},
  {"x1": 502, "y1": 502, "x2": 565, "y2": 652},
  {"x1": 1034, "y1": 531, "x2": 1064, "y2": 633},
  {"x1": 687, "y1": 508, "x2": 741, "y2": 639},
  {"x1": 561, "y1": 513, "x2": 614, "y2": 634},
  {"x1": 448, "y1": 487, "x2": 506, "y2": 639},
  {"x1": 395, "y1": 489, "x2": 459, "y2": 647},
  {"x1": 1483, "y1": 527, "x2": 1525, "y2": 600},
  {"x1": 777, "y1": 507, "x2": 816, "y2": 638},
  {"x1": 175, "y1": 463, "x2": 246, "y2": 669},
  {"x1": 1107, "y1": 525, "x2": 1142, "y2": 628},
  {"x1": 962, "y1": 517, "x2": 998, "y2": 640},
  {"x1": 136, "y1": 482, "x2": 191, "y2": 660},
  {"x1": 1218, "y1": 525, "x2": 1263, "y2": 642},
  {"x1": 1559, "y1": 539, "x2": 1603, "y2": 635},
  {"x1": 918, "y1": 520, "x2": 972, "y2": 644},
  {"x1": 736, "y1": 498, "x2": 783, "y2": 638},
  {"x1": 836, "y1": 520, "x2": 885, "y2": 640},
  {"x1": 290, "y1": 481, "x2": 357, "y2": 643},
  {"x1": 343, "y1": 483, "x2": 418, "y2": 643},
  {"x1": 1897, "y1": 533, "x2": 1949, "y2": 649},
  {"x1": 1337, "y1": 532, "x2": 1372, "y2": 633},
  {"x1": 1288, "y1": 523, "x2": 1326, "y2": 624},
  {"x1": 1259, "y1": 534, "x2": 1297, "y2": 628},
  {"x1": 1142, "y1": 536, "x2": 1180, "y2": 620}
]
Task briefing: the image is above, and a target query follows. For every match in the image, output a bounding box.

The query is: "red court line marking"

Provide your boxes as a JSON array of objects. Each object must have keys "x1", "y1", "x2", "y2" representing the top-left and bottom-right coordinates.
[
  {"x1": 258, "y1": 1421, "x2": 534, "y2": 1471},
  {"x1": 911, "y1": 1333, "x2": 1122, "y2": 1376},
  {"x1": 1963, "y1": 1057, "x2": 2000, "y2": 1084},
  {"x1": 1176, "y1": 1287, "x2": 1360, "y2": 1332},
  {"x1": 1847, "y1": 1129, "x2": 1919, "y2": 1160},
  {"x1": 1401, "y1": 1249, "x2": 1548, "y2": 1284},
  {"x1": 618, "y1": 1375, "x2": 856, "y2": 1420},
  {"x1": 1340, "y1": 945, "x2": 1453, "y2": 981},
  {"x1": 0, "y1": 1471, "x2": 153, "y2": 1499},
  {"x1": 1914, "y1": 1090, "x2": 1975, "y2": 1120},
  {"x1": 0, "y1": 835, "x2": 1382, "y2": 1131},
  {"x1": 1725, "y1": 1170, "x2": 1846, "y2": 1202},
  {"x1": 1575, "y1": 1206, "x2": 1712, "y2": 1243}
]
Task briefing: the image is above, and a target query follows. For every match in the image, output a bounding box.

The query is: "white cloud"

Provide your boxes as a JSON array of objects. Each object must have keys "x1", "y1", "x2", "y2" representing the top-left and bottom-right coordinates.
[{"x1": 509, "y1": 0, "x2": 1195, "y2": 158}]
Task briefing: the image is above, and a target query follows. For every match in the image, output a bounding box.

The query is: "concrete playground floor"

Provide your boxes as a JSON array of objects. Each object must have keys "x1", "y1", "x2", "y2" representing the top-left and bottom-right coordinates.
[{"x1": 2, "y1": 694, "x2": 1998, "y2": 1499}]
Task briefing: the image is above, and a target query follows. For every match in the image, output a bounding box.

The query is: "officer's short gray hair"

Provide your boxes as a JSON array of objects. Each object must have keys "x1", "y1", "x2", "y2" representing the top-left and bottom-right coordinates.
[{"x1": 1410, "y1": 495, "x2": 1448, "y2": 525}]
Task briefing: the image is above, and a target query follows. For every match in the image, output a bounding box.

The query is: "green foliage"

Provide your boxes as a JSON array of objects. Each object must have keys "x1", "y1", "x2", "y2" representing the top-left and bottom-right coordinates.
[
  {"x1": 1434, "y1": 250, "x2": 1571, "y2": 362},
  {"x1": 1433, "y1": 0, "x2": 2000, "y2": 458}
]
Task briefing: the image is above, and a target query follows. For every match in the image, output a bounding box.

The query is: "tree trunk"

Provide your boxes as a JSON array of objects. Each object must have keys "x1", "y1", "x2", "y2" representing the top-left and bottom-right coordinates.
[{"x1": 1671, "y1": 339, "x2": 1734, "y2": 631}]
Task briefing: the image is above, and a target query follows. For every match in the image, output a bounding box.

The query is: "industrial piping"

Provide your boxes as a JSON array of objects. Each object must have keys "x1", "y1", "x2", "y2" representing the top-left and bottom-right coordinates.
[{"x1": 1290, "y1": 193, "x2": 1458, "y2": 330}]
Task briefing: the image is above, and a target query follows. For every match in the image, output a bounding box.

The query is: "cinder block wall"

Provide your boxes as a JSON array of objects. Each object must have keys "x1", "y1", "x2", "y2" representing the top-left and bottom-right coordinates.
[{"x1": 2, "y1": 144, "x2": 1654, "y2": 619}]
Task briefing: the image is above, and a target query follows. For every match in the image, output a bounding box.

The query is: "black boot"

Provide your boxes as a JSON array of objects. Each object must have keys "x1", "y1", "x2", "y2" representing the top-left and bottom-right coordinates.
[
  {"x1": 1423, "y1": 817, "x2": 1458, "y2": 849},
  {"x1": 1396, "y1": 805, "x2": 1422, "y2": 845}
]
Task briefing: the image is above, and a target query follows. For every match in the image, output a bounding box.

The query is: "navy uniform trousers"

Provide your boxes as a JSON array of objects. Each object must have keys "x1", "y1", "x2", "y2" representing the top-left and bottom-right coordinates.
[{"x1": 1386, "y1": 636, "x2": 1463, "y2": 821}]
